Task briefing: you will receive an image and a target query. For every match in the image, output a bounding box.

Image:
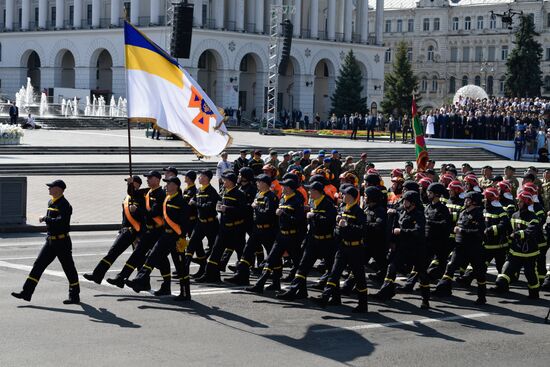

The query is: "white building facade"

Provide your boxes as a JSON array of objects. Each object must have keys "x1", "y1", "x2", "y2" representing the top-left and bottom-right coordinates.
[
  {"x1": 377, "y1": 0, "x2": 550, "y2": 109},
  {"x1": 0, "y1": 0, "x2": 386, "y2": 121}
]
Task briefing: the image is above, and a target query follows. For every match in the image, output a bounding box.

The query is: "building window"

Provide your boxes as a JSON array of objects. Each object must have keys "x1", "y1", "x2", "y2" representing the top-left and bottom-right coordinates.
[
  {"x1": 474, "y1": 75, "x2": 481, "y2": 86},
  {"x1": 51, "y1": 6, "x2": 56, "y2": 24},
  {"x1": 477, "y1": 16, "x2": 484, "y2": 29},
  {"x1": 421, "y1": 77, "x2": 428, "y2": 92},
  {"x1": 462, "y1": 47, "x2": 470, "y2": 62},
  {"x1": 434, "y1": 18, "x2": 440, "y2": 31},
  {"x1": 449, "y1": 76, "x2": 456, "y2": 93},
  {"x1": 427, "y1": 45, "x2": 434, "y2": 62},
  {"x1": 385, "y1": 19, "x2": 391, "y2": 33},
  {"x1": 501, "y1": 45, "x2": 508, "y2": 60},
  {"x1": 87, "y1": 4, "x2": 92, "y2": 25},
  {"x1": 546, "y1": 48, "x2": 550, "y2": 61},
  {"x1": 544, "y1": 76, "x2": 550, "y2": 92},
  {"x1": 450, "y1": 47, "x2": 458, "y2": 62},
  {"x1": 432, "y1": 76, "x2": 438, "y2": 92},
  {"x1": 462, "y1": 75, "x2": 468, "y2": 87},
  {"x1": 452, "y1": 17, "x2": 459, "y2": 31},
  {"x1": 408, "y1": 19, "x2": 414, "y2": 32},
  {"x1": 0, "y1": 42, "x2": 2, "y2": 62},
  {"x1": 407, "y1": 47, "x2": 413, "y2": 62},
  {"x1": 488, "y1": 46, "x2": 495, "y2": 61},
  {"x1": 547, "y1": 13, "x2": 550, "y2": 27},
  {"x1": 69, "y1": 5, "x2": 74, "y2": 26},
  {"x1": 475, "y1": 46, "x2": 483, "y2": 62},
  {"x1": 19, "y1": 7, "x2": 22, "y2": 26},
  {"x1": 490, "y1": 16, "x2": 496, "y2": 29},
  {"x1": 34, "y1": 7, "x2": 39, "y2": 24},
  {"x1": 487, "y1": 76, "x2": 494, "y2": 95},
  {"x1": 385, "y1": 48, "x2": 392, "y2": 63},
  {"x1": 423, "y1": 18, "x2": 430, "y2": 31},
  {"x1": 397, "y1": 19, "x2": 403, "y2": 32},
  {"x1": 124, "y1": 2, "x2": 131, "y2": 20},
  {"x1": 499, "y1": 77, "x2": 505, "y2": 93},
  {"x1": 464, "y1": 16, "x2": 471, "y2": 30}
]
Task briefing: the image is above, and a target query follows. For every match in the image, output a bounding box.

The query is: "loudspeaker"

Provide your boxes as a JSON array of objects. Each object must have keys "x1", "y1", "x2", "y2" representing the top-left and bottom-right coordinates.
[
  {"x1": 278, "y1": 20, "x2": 293, "y2": 75},
  {"x1": 170, "y1": 4, "x2": 194, "y2": 59}
]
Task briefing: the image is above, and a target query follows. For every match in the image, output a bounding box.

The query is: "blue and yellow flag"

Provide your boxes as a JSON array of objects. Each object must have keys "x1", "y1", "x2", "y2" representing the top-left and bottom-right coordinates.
[{"x1": 124, "y1": 21, "x2": 231, "y2": 156}]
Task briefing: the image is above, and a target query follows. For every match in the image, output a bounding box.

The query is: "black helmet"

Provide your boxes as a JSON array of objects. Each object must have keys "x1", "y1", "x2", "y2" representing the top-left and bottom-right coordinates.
[
  {"x1": 365, "y1": 173, "x2": 381, "y2": 186},
  {"x1": 464, "y1": 191, "x2": 483, "y2": 206},
  {"x1": 364, "y1": 186, "x2": 382, "y2": 204},
  {"x1": 239, "y1": 167, "x2": 254, "y2": 181},
  {"x1": 403, "y1": 180, "x2": 420, "y2": 192},
  {"x1": 427, "y1": 182, "x2": 446, "y2": 197},
  {"x1": 402, "y1": 191, "x2": 421, "y2": 207}
]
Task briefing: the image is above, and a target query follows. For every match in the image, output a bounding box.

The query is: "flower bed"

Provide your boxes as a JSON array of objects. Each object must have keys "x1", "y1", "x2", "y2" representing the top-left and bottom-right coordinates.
[
  {"x1": 283, "y1": 129, "x2": 404, "y2": 138},
  {"x1": 0, "y1": 124, "x2": 24, "y2": 145}
]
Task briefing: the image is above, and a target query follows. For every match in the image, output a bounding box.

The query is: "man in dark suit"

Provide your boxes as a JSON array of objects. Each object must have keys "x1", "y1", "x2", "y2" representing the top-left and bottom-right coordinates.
[{"x1": 9, "y1": 102, "x2": 19, "y2": 125}]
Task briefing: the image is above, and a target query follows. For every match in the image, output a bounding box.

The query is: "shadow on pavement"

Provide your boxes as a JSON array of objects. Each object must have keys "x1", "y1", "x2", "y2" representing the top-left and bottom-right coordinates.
[{"x1": 19, "y1": 302, "x2": 141, "y2": 328}]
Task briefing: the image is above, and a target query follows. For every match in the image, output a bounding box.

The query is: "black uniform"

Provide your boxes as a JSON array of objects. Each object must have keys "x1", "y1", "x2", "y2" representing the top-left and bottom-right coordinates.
[
  {"x1": 240, "y1": 181, "x2": 258, "y2": 237},
  {"x1": 249, "y1": 157, "x2": 265, "y2": 176},
  {"x1": 226, "y1": 190, "x2": 279, "y2": 285},
  {"x1": 532, "y1": 201, "x2": 548, "y2": 284},
  {"x1": 435, "y1": 205, "x2": 487, "y2": 301},
  {"x1": 16, "y1": 195, "x2": 79, "y2": 301},
  {"x1": 495, "y1": 208, "x2": 541, "y2": 297},
  {"x1": 85, "y1": 185, "x2": 145, "y2": 284},
  {"x1": 482, "y1": 204, "x2": 511, "y2": 273},
  {"x1": 233, "y1": 157, "x2": 249, "y2": 175},
  {"x1": 422, "y1": 200, "x2": 452, "y2": 281}
]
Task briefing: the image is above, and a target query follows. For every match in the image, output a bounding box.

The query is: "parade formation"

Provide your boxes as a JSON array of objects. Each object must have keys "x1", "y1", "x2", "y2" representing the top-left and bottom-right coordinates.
[{"x1": 11, "y1": 149, "x2": 550, "y2": 316}]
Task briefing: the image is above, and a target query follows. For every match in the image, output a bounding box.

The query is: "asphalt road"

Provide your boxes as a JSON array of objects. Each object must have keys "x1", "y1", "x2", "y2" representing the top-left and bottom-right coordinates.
[{"x1": 1, "y1": 231, "x2": 549, "y2": 367}]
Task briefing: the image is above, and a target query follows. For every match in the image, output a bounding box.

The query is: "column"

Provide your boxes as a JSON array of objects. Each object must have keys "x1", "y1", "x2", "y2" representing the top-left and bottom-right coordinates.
[
  {"x1": 38, "y1": 0, "x2": 47, "y2": 29},
  {"x1": 246, "y1": 0, "x2": 254, "y2": 31},
  {"x1": 310, "y1": 0, "x2": 318, "y2": 39},
  {"x1": 73, "y1": 0, "x2": 82, "y2": 28},
  {"x1": 150, "y1": 0, "x2": 160, "y2": 25},
  {"x1": 92, "y1": 0, "x2": 101, "y2": 28},
  {"x1": 55, "y1": 0, "x2": 65, "y2": 29},
  {"x1": 293, "y1": 0, "x2": 301, "y2": 37},
  {"x1": 344, "y1": 0, "x2": 352, "y2": 41},
  {"x1": 130, "y1": 0, "x2": 140, "y2": 25},
  {"x1": 255, "y1": 0, "x2": 264, "y2": 33},
  {"x1": 110, "y1": 0, "x2": 120, "y2": 26},
  {"x1": 375, "y1": 0, "x2": 383, "y2": 45},
  {"x1": 215, "y1": 0, "x2": 224, "y2": 29},
  {"x1": 236, "y1": 0, "x2": 244, "y2": 31},
  {"x1": 194, "y1": 0, "x2": 203, "y2": 27},
  {"x1": 228, "y1": 0, "x2": 236, "y2": 30},
  {"x1": 360, "y1": 0, "x2": 369, "y2": 43},
  {"x1": 21, "y1": 0, "x2": 30, "y2": 30},
  {"x1": 327, "y1": 0, "x2": 336, "y2": 40}
]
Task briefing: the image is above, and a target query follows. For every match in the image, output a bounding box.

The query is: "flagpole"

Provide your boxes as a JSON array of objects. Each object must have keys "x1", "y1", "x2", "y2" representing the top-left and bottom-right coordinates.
[{"x1": 123, "y1": 12, "x2": 133, "y2": 178}]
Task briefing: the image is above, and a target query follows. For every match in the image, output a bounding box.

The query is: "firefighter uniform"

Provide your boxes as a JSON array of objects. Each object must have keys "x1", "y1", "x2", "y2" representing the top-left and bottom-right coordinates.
[{"x1": 12, "y1": 180, "x2": 80, "y2": 304}]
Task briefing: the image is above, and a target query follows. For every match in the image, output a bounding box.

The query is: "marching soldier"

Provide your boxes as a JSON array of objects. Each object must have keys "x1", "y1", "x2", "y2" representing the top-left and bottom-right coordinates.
[
  {"x1": 171, "y1": 170, "x2": 197, "y2": 277},
  {"x1": 184, "y1": 170, "x2": 220, "y2": 279},
  {"x1": 12, "y1": 180, "x2": 80, "y2": 304},
  {"x1": 434, "y1": 192, "x2": 487, "y2": 305},
  {"x1": 276, "y1": 180, "x2": 337, "y2": 300},
  {"x1": 311, "y1": 185, "x2": 369, "y2": 313},
  {"x1": 126, "y1": 176, "x2": 191, "y2": 300},
  {"x1": 522, "y1": 183, "x2": 548, "y2": 287},
  {"x1": 494, "y1": 191, "x2": 542, "y2": 299},
  {"x1": 498, "y1": 180, "x2": 517, "y2": 217},
  {"x1": 83, "y1": 176, "x2": 145, "y2": 284},
  {"x1": 479, "y1": 166, "x2": 495, "y2": 190},
  {"x1": 246, "y1": 176, "x2": 305, "y2": 293},
  {"x1": 361, "y1": 186, "x2": 388, "y2": 283}
]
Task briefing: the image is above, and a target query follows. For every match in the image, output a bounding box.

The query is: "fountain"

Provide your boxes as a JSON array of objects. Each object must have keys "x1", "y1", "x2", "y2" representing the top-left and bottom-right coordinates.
[
  {"x1": 61, "y1": 99, "x2": 67, "y2": 116},
  {"x1": 39, "y1": 93, "x2": 49, "y2": 116},
  {"x1": 73, "y1": 97, "x2": 79, "y2": 116},
  {"x1": 84, "y1": 96, "x2": 92, "y2": 116}
]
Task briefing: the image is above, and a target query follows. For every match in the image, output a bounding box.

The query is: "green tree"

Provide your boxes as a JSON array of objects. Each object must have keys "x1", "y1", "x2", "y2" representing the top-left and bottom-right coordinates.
[
  {"x1": 381, "y1": 41, "x2": 420, "y2": 117},
  {"x1": 504, "y1": 15, "x2": 543, "y2": 97},
  {"x1": 330, "y1": 50, "x2": 368, "y2": 116}
]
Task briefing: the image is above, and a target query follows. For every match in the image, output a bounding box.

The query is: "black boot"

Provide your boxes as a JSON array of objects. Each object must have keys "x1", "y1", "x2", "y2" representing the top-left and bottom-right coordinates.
[
  {"x1": 420, "y1": 285, "x2": 430, "y2": 309},
  {"x1": 225, "y1": 263, "x2": 250, "y2": 286},
  {"x1": 106, "y1": 274, "x2": 126, "y2": 288},
  {"x1": 83, "y1": 259, "x2": 110, "y2": 284},
  {"x1": 245, "y1": 270, "x2": 271, "y2": 294},
  {"x1": 281, "y1": 268, "x2": 296, "y2": 283},
  {"x1": 219, "y1": 249, "x2": 234, "y2": 273},
  {"x1": 492, "y1": 275, "x2": 509, "y2": 294},
  {"x1": 475, "y1": 283, "x2": 487, "y2": 305},
  {"x1": 266, "y1": 270, "x2": 281, "y2": 291},
  {"x1": 153, "y1": 280, "x2": 172, "y2": 296},
  {"x1": 191, "y1": 259, "x2": 207, "y2": 279},
  {"x1": 12, "y1": 277, "x2": 38, "y2": 302},
  {"x1": 194, "y1": 262, "x2": 221, "y2": 283},
  {"x1": 456, "y1": 271, "x2": 474, "y2": 287},
  {"x1": 528, "y1": 288, "x2": 540, "y2": 300},
  {"x1": 63, "y1": 284, "x2": 80, "y2": 305},
  {"x1": 341, "y1": 276, "x2": 356, "y2": 296},
  {"x1": 277, "y1": 278, "x2": 308, "y2": 300},
  {"x1": 541, "y1": 275, "x2": 550, "y2": 291},
  {"x1": 174, "y1": 279, "x2": 191, "y2": 301},
  {"x1": 328, "y1": 287, "x2": 342, "y2": 306},
  {"x1": 374, "y1": 281, "x2": 396, "y2": 301},
  {"x1": 125, "y1": 273, "x2": 151, "y2": 293},
  {"x1": 310, "y1": 287, "x2": 332, "y2": 308},
  {"x1": 352, "y1": 292, "x2": 368, "y2": 313},
  {"x1": 433, "y1": 278, "x2": 452, "y2": 297}
]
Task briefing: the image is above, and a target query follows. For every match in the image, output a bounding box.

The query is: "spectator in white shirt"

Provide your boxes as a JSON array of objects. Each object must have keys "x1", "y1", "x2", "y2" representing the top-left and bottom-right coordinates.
[{"x1": 216, "y1": 151, "x2": 233, "y2": 187}]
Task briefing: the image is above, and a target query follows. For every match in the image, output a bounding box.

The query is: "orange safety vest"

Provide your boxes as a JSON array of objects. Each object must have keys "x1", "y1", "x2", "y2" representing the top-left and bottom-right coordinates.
[
  {"x1": 297, "y1": 186, "x2": 308, "y2": 206},
  {"x1": 146, "y1": 189, "x2": 164, "y2": 227},
  {"x1": 123, "y1": 195, "x2": 141, "y2": 232},
  {"x1": 387, "y1": 192, "x2": 401, "y2": 206},
  {"x1": 271, "y1": 180, "x2": 283, "y2": 199},
  {"x1": 325, "y1": 185, "x2": 337, "y2": 200},
  {"x1": 163, "y1": 193, "x2": 182, "y2": 236}
]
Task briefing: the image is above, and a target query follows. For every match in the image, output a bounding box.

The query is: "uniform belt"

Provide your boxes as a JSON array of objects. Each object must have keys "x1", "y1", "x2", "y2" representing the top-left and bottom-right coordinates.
[
  {"x1": 314, "y1": 234, "x2": 333, "y2": 240},
  {"x1": 225, "y1": 220, "x2": 244, "y2": 227},
  {"x1": 146, "y1": 223, "x2": 163, "y2": 229},
  {"x1": 343, "y1": 240, "x2": 362, "y2": 246},
  {"x1": 281, "y1": 229, "x2": 297, "y2": 235},
  {"x1": 189, "y1": 216, "x2": 197, "y2": 221},
  {"x1": 123, "y1": 226, "x2": 135, "y2": 233},
  {"x1": 256, "y1": 224, "x2": 271, "y2": 229},
  {"x1": 49, "y1": 233, "x2": 68, "y2": 240},
  {"x1": 199, "y1": 217, "x2": 215, "y2": 223}
]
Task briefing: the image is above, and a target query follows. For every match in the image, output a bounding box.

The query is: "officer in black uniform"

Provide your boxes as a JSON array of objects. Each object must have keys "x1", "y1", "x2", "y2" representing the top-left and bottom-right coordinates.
[
  {"x1": 434, "y1": 191, "x2": 487, "y2": 305},
  {"x1": 376, "y1": 191, "x2": 431, "y2": 309},
  {"x1": 363, "y1": 186, "x2": 388, "y2": 282},
  {"x1": 196, "y1": 171, "x2": 247, "y2": 283},
  {"x1": 239, "y1": 167, "x2": 258, "y2": 237},
  {"x1": 106, "y1": 170, "x2": 171, "y2": 291},
  {"x1": 311, "y1": 186, "x2": 368, "y2": 313},
  {"x1": 246, "y1": 176, "x2": 305, "y2": 293},
  {"x1": 494, "y1": 191, "x2": 542, "y2": 299},
  {"x1": 233, "y1": 149, "x2": 249, "y2": 175},
  {"x1": 83, "y1": 176, "x2": 145, "y2": 284},
  {"x1": 12, "y1": 180, "x2": 80, "y2": 304},
  {"x1": 277, "y1": 180, "x2": 337, "y2": 300},
  {"x1": 249, "y1": 150, "x2": 265, "y2": 176},
  {"x1": 225, "y1": 174, "x2": 279, "y2": 285},
  {"x1": 126, "y1": 176, "x2": 191, "y2": 300},
  {"x1": 184, "y1": 170, "x2": 220, "y2": 279}
]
